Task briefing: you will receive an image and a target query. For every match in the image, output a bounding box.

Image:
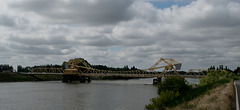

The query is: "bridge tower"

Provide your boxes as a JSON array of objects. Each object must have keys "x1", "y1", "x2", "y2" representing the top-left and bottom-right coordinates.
[
  {"x1": 145, "y1": 58, "x2": 182, "y2": 84},
  {"x1": 62, "y1": 58, "x2": 92, "y2": 83}
]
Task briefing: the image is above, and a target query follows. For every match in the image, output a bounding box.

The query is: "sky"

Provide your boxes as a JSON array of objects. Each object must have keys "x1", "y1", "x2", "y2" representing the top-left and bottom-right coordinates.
[{"x1": 0, "y1": 0, "x2": 240, "y2": 71}]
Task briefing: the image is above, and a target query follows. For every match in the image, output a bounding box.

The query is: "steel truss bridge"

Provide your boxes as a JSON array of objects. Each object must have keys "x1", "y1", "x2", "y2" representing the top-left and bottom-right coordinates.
[{"x1": 26, "y1": 58, "x2": 206, "y2": 79}]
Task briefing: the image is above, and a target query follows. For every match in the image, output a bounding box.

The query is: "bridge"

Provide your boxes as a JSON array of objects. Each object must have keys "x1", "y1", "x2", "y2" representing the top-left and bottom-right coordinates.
[
  {"x1": 24, "y1": 58, "x2": 206, "y2": 83},
  {"x1": 23, "y1": 72, "x2": 205, "y2": 78}
]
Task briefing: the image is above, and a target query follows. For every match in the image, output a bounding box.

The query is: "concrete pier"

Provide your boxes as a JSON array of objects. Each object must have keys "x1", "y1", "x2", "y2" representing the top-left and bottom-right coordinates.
[
  {"x1": 153, "y1": 77, "x2": 162, "y2": 85},
  {"x1": 62, "y1": 75, "x2": 91, "y2": 83}
]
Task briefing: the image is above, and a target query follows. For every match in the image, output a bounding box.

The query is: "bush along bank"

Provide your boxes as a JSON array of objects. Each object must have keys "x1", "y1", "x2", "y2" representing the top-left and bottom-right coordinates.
[{"x1": 145, "y1": 70, "x2": 239, "y2": 110}]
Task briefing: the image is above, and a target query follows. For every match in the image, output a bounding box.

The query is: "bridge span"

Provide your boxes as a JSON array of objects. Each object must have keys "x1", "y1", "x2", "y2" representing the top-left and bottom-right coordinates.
[
  {"x1": 27, "y1": 58, "x2": 206, "y2": 83},
  {"x1": 23, "y1": 72, "x2": 205, "y2": 78}
]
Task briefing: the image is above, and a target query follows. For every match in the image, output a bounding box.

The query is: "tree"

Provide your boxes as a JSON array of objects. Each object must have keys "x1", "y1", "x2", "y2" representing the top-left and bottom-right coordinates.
[
  {"x1": 224, "y1": 66, "x2": 228, "y2": 70},
  {"x1": 199, "y1": 70, "x2": 238, "y2": 86},
  {"x1": 219, "y1": 65, "x2": 223, "y2": 70},
  {"x1": 62, "y1": 61, "x2": 67, "y2": 69},
  {"x1": 158, "y1": 76, "x2": 191, "y2": 95},
  {"x1": 234, "y1": 67, "x2": 240, "y2": 75},
  {"x1": 145, "y1": 90, "x2": 180, "y2": 110},
  {"x1": 146, "y1": 76, "x2": 191, "y2": 110},
  {"x1": 92, "y1": 65, "x2": 108, "y2": 70},
  {"x1": 17, "y1": 65, "x2": 23, "y2": 72},
  {"x1": 0, "y1": 64, "x2": 13, "y2": 72},
  {"x1": 123, "y1": 65, "x2": 129, "y2": 71},
  {"x1": 131, "y1": 66, "x2": 137, "y2": 70}
]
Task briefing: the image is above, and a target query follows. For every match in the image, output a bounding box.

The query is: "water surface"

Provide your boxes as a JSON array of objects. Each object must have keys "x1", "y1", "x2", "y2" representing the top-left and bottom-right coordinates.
[
  {"x1": 0, "y1": 78, "x2": 157, "y2": 110},
  {"x1": 0, "y1": 78, "x2": 199, "y2": 110}
]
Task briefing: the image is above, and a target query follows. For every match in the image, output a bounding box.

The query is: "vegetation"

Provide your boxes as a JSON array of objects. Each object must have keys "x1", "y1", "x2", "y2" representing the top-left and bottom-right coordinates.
[
  {"x1": 0, "y1": 72, "x2": 36, "y2": 82},
  {"x1": 0, "y1": 72, "x2": 62, "y2": 82},
  {"x1": 199, "y1": 70, "x2": 239, "y2": 86},
  {"x1": 145, "y1": 70, "x2": 238, "y2": 110},
  {"x1": 92, "y1": 65, "x2": 138, "y2": 71},
  {"x1": 17, "y1": 64, "x2": 62, "y2": 72},
  {"x1": 0, "y1": 64, "x2": 13, "y2": 72},
  {"x1": 146, "y1": 90, "x2": 180, "y2": 110},
  {"x1": 145, "y1": 76, "x2": 191, "y2": 110},
  {"x1": 157, "y1": 76, "x2": 191, "y2": 95},
  {"x1": 16, "y1": 58, "x2": 139, "y2": 73},
  {"x1": 234, "y1": 67, "x2": 240, "y2": 75},
  {"x1": 171, "y1": 81, "x2": 234, "y2": 110}
]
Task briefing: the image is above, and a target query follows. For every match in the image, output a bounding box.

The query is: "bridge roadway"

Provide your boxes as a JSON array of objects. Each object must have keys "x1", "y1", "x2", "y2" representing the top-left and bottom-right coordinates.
[{"x1": 23, "y1": 72, "x2": 205, "y2": 78}]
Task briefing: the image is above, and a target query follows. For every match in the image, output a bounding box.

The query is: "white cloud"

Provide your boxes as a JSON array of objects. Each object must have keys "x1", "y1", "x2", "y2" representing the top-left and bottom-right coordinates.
[{"x1": 0, "y1": 0, "x2": 240, "y2": 71}]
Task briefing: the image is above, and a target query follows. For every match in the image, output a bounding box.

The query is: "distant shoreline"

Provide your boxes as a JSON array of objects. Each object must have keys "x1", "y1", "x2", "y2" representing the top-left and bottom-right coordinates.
[
  {"x1": 0, "y1": 72, "x2": 146, "y2": 82},
  {"x1": 0, "y1": 72, "x2": 62, "y2": 82}
]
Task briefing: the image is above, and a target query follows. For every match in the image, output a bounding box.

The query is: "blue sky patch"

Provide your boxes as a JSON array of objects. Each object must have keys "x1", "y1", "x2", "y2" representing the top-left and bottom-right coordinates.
[
  {"x1": 109, "y1": 46, "x2": 122, "y2": 52},
  {"x1": 148, "y1": 0, "x2": 194, "y2": 9}
]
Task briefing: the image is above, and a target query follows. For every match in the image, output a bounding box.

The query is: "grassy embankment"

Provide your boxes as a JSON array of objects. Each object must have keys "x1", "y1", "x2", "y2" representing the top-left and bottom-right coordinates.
[
  {"x1": 170, "y1": 80, "x2": 234, "y2": 110},
  {"x1": 145, "y1": 70, "x2": 238, "y2": 110},
  {"x1": 0, "y1": 72, "x2": 62, "y2": 82}
]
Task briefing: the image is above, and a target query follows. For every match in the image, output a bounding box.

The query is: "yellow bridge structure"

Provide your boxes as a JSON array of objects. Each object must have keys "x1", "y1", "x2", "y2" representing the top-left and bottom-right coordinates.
[{"x1": 25, "y1": 58, "x2": 207, "y2": 83}]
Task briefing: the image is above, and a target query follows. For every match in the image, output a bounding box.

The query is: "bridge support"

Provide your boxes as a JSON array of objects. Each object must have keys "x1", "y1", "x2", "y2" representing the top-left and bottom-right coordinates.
[
  {"x1": 153, "y1": 77, "x2": 162, "y2": 85},
  {"x1": 87, "y1": 76, "x2": 91, "y2": 83},
  {"x1": 62, "y1": 75, "x2": 91, "y2": 83}
]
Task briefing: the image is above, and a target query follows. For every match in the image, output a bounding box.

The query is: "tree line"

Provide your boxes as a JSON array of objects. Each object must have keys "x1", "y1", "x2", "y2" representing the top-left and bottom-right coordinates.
[
  {"x1": 208, "y1": 65, "x2": 240, "y2": 75},
  {"x1": 92, "y1": 65, "x2": 138, "y2": 71},
  {"x1": 0, "y1": 64, "x2": 13, "y2": 72},
  {"x1": 17, "y1": 64, "x2": 62, "y2": 72},
  {"x1": 16, "y1": 63, "x2": 138, "y2": 73}
]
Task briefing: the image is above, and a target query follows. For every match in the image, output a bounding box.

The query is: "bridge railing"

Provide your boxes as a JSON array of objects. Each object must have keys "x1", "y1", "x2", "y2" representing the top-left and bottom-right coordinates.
[{"x1": 32, "y1": 68, "x2": 64, "y2": 73}]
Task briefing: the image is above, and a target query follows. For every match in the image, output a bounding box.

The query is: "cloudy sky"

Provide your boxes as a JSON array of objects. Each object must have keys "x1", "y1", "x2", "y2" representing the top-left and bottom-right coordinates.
[{"x1": 0, "y1": 0, "x2": 240, "y2": 71}]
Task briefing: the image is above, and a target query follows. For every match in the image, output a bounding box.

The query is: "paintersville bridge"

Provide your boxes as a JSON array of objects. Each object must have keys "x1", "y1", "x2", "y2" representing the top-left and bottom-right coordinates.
[{"x1": 24, "y1": 58, "x2": 207, "y2": 83}]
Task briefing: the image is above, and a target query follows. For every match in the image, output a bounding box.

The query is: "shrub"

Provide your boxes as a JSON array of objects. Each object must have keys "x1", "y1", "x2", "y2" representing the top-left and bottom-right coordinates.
[
  {"x1": 146, "y1": 76, "x2": 191, "y2": 110},
  {"x1": 158, "y1": 76, "x2": 191, "y2": 95},
  {"x1": 199, "y1": 70, "x2": 238, "y2": 86},
  {"x1": 145, "y1": 90, "x2": 180, "y2": 110},
  {"x1": 146, "y1": 71, "x2": 236, "y2": 110}
]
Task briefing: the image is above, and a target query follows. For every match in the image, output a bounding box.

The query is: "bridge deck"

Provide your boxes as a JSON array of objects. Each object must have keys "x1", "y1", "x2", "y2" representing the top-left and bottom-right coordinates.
[
  {"x1": 21, "y1": 72, "x2": 63, "y2": 75},
  {"x1": 23, "y1": 72, "x2": 204, "y2": 78}
]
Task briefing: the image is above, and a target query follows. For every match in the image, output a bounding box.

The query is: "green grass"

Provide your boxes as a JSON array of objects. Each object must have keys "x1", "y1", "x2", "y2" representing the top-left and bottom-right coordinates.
[{"x1": 170, "y1": 79, "x2": 231, "y2": 107}]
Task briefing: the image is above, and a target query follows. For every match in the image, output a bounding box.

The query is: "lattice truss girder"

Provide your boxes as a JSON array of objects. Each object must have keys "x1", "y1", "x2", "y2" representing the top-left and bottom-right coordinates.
[
  {"x1": 33, "y1": 68, "x2": 64, "y2": 73},
  {"x1": 32, "y1": 58, "x2": 181, "y2": 76},
  {"x1": 144, "y1": 58, "x2": 181, "y2": 76}
]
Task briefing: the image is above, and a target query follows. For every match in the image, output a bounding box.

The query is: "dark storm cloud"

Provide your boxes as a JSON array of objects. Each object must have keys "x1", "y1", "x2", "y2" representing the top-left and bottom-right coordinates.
[
  {"x1": 8, "y1": 35, "x2": 73, "y2": 46},
  {"x1": 0, "y1": 15, "x2": 16, "y2": 27},
  {"x1": 8, "y1": 35, "x2": 77, "y2": 55},
  {"x1": 9, "y1": 43, "x2": 75, "y2": 55},
  {"x1": 10, "y1": 0, "x2": 135, "y2": 25}
]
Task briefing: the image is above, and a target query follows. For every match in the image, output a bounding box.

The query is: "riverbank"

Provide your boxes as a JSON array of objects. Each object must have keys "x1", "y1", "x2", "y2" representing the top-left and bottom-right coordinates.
[
  {"x1": 169, "y1": 81, "x2": 234, "y2": 110},
  {"x1": 0, "y1": 72, "x2": 144, "y2": 82},
  {"x1": 145, "y1": 70, "x2": 238, "y2": 110},
  {"x1": 0, "y1": 72, "x2": 62, "y2": 82}
]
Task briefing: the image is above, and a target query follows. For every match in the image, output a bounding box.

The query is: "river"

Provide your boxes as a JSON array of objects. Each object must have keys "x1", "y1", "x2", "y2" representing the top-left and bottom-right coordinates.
[{"x1": 0, "y1": 78, "x2": 199, "y2": 110}]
